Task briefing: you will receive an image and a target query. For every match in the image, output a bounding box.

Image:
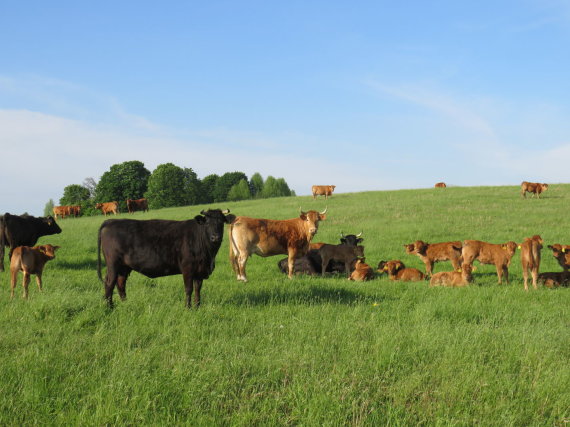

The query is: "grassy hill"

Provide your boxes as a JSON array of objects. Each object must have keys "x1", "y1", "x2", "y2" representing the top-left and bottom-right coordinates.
[{"x1": 1, "y1": 185, "x2": 569, "y2": 425}]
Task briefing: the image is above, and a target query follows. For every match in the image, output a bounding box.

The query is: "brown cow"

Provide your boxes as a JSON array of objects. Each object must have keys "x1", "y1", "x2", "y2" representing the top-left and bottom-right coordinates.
[
  {"x1": 429, "y1": 264, "x2": 473, "y2": 287},
  {"x1": 434, "y1": 182, "x2": 447, "y2": 188},
  {"x1": 53, "y1": 205, "x2": 71, "y2": 219},
  {"x1": 126, "y1": 198, "x2": 148, "y2": 214},
  {"x1": 70, "y1": 205, "x2": 81, "y2": 217},
  {"x1": 318, "y1": 244, "x2": 364, "y2": 276},
  {"x1": 462, "y1": 240, "x2": 517, "y2": 284},
  {"x1": 312, "y1": 185, "x2": 336, "y2": 200},
  {"x1": 520, "y1": 235, "x2": 543, "y2": 291},
  {"x1": 348, "y1": 258, "x2": 374, "y2": 281},
  {"x1": 229, "y1": 208, "x2": 327, "y2": 281},
  {"x1": 10, "y1": 244, "x2": 60, "y2": 299},
  {"x1": 404, "y1": 240, "x2": 462, "y2": 276},
  {"x1": 96, "y1": 201, "x2": 119, "y2": 216},
  {"x1": 377, "y1": 260, "x2": 425, "y2": 281},
  {"x1": 521, "y1": 181, "x2": 548, "y2": 198},
  {"x1": 538, "y1": 271, "x2": 570, "y2": 288},
  {"x1": 546, "y1": 244, "x2": 570, "y2": 272}
]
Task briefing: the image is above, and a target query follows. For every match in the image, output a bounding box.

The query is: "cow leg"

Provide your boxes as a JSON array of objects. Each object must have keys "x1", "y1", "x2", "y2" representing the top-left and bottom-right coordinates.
[
  {"x1": 523, "y1": 267, "x2": 529, "y2": 291},
  {"x1": 495, "y1": 264, "x2": 503, "y2": 284},
  {"x1": 287, "y1": 248, "x2": 296, "y2": 279},
  {"x1": 193, "y1": 279, "x2": 203, "y2": 307},
  {"x1": 182, "y1": 271, "x2": 194, "y2": 308},
  {"x1": 237, "y1": 254, "x2": 249, "y2": 282},
  {"x1": 321, "y1": 256, "x2": 329, "y2": 276},
  {"x1": 10, "y1": 271, "x2": 17, "y2": 299},
  {"x1": 104, "y1": 265, "x2": 119, "y2": 307},
  {"x1": 531, "y1": 268, "x2": 538, "y2": 290},
  {"x1": 22, "y1": 272, "x2": 31, "y2": 299},
  {"x1": 36, "y1": 273, "x2": 43, "y2": 292}
]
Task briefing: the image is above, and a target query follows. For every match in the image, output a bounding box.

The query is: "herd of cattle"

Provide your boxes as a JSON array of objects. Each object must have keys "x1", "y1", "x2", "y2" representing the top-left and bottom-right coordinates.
[
  {"x1": 53, "y1": 198, "x2": 148, "y2": 219},
  {"x1": 0, "y1": 180, "x2": 564, "y2": 307}
]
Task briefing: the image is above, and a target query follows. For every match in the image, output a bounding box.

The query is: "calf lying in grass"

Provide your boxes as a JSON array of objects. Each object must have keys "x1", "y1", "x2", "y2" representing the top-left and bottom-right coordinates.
[
  {"x1": 10, "y1": 244, "x2": 60, "y2": 299},
  {"x1": 429, "y1": 264, "x2": 473, "y2": 288},
  {"x1": 538, "y1": 271, "x2": 570, "y2": 288},
  {"x1": 348, "y1": 258, "x2": 374, "y2": 281},
  {"x1": 377, "y1": 260, "x2": 425, "y2": 281}
]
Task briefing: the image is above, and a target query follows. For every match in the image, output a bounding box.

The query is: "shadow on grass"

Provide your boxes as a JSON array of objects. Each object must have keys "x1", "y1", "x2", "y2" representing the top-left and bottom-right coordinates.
[{"x1": 55, "y1": 259, "x2": 97, "y2": 271}]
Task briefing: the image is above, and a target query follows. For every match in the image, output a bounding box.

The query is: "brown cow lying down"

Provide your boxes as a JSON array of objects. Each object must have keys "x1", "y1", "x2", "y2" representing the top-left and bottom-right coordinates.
[
  {"x1": 403, "y1": 240, "x2": 462, "y2": 276},
  {"x1": 538, "y1": 271, "x2": 570, "y2": 288},
  {"x1": 377, "y1": 260, "x2": 425, "y2": 281},
  {"x1": 10, "y1": 244, "x2": 60, "y2": 299},
  {"x1": 429, "y1": 264, "x2": 473, "y2": 287},
  {"x1": 547, "y1": 244, "x2": 570, "y2": 272},
  {"x1": 318, "y1": 244, "x2": 364, "y2": 276},
  {"x1": 521, "y1": 181, "x2": 548, "y2": 198},
  {"x1": 520, "y1": 235, "x2": 543, "y2": 291},
  {"x1": 348, "y1": 258, "x2": 375, "y2": 281},
  {"x1": 462, "y1": 240, "x2": 517, "y2": 284}
]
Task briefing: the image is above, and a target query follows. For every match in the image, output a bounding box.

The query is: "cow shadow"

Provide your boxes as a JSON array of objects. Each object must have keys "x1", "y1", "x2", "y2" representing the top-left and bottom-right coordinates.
[{"x1": 55, "y1": 259, "x2": 98, "y2": 271}]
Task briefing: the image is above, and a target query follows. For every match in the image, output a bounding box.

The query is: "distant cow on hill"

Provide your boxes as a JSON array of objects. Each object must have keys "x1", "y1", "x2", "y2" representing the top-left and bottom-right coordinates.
[
  {"x1": 53, "y1": 206, "x2": 71, "y2": 219},
  {"x1": 97, "y1": 209, "x2": 235, "y2": 308},
  {"x1": 434, "y1": 182, "x2": 447, "y2": 188},
  {"x1": 0, "y1": 213, "x2": 62, "y2": 272},
  {"x1": 10, "y1": 244, "x2": 60, "y2": 299},
  {"x1": 312, "y1": 185, "x2": 336, "y2": 200},
  {"x1": 521, "y1": 181, "x2": 548, "y2": 198},
  {"x1": 96, "y1": 201, "x2": 119, "y2": 216},
  {"x1": 126, "y1": 198, "x2": 148, "y2": 214}
]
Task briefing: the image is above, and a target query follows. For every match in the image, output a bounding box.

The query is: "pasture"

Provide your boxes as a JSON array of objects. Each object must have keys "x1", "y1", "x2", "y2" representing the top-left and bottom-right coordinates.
[{"x1": 1, "y1": 185, "x2": 570, "y2": 425}]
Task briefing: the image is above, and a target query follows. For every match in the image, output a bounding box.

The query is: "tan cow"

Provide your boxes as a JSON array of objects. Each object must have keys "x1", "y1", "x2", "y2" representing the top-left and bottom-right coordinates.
[
  {"x1": 53, "y1": 205, "x2": 71, "y2": 219},
  {"x1": 377, "y1": 260, "x2": 425, "y2": 281},
  {"x1": 312, "y1": 185, "x2": 336, "y2": 200},
  {"x1": 403, "y1": 240, "x2": 462, "y2": 276},
  {"x1": 318, "y1": 244, "x2": 364, "y2": 276},
  {"x1": 521, "y1": 181, "x2": 548, "y2": 198},
  {"x1": 462, "y1": 240, "x2": 517, "y2": 284},
  {"x1": 429, "y1": 264, "x2": 473, "y2": 287},
  {"x1": 520, "y1": 235, "x2": 543, "y2": 291},
  {"x1": 434, "y1": 182, "x2": 447, "y2": 188},
  {"x1": 229, "y1": 208, "x2": 327, "y2": 281},
  {"x1": 546, "y1": 244, "x2": 570, "y2": 272},
  {"x1": 348, "y1": 258, "x2": 375, "y2": 281},
  {"x1": 10, "y1": 244, "x2": 60, "y2": 299},
  {"x1": 95, "y1": 201, "x2": 119, "y2": 216}
]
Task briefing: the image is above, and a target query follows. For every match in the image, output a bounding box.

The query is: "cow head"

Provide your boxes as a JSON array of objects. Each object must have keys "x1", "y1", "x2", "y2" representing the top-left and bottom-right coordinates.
[
  {"x1": 377, "y1": 260, "x2": 387, "y2": 273},
  {"x1": 460, "y1": 263, "x2": 473, "y2": 282},
  {"x1": 38, "y1": 244, "x2": 60, "y2": 259},
  {"x1": 501, "y1": 241, "x2": 518, "y2": 256},
  {"x1": 403, "y1": 243, "x2": 415, "y2": 254},
  {"x1": 385, "y1": 260, "x2": 405, "y2": 275},
  {"x1": 41, "y1": 216, "x2": 62, "y2": 235},
  {"x1": 196, "y1": 209, "x2": 236, "y2": 243},
  {"x1": 299, "y1": 207, "x2": 327, "y2": 239},
  {"x1": 541, "y1": 183, "x2": 549, "y2": 192},
  {"x1": 340, "y1": 231, "x2": 363, "y2": 246},
  {"x1": 548, "y1": 244, "x2": 565, "y2": 256},
  {"x1": 354, "y1": 245, "x2": 365, "y2": 258}
]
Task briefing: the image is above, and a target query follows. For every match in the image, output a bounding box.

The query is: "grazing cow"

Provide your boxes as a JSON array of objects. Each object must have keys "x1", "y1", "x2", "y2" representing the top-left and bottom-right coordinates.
[
  {"x1": 521, "y1": 181, "x2": 548, "y2": 198},
  {"x1": 229, "y1": 208, "x2": 327, "y2": 281},
  {"x1": 278, "y1": 232, "x2": 363, "y2": 276},
  {"x1": 311, "y1": 185, "x2": 336, "y2": 200},
  {"x1": 96, "y1": 201, "x2": 119, "y2": 216},
  {"x1": 349, "y1": 258, "x2": 374, "y2": 281},
  {"x1": 403, "y1": 240, "x2": 462, "y2": 276},
  {"x1": 538, "y1": 271, "x2": 570, "y2": 288},
  {"x1": 429, "y1": 264, "x2": 473, "y2": 287},
  {"x1": 546, "y1": 244, "x2": 570, "y2": 272},
  {"x1": 318, "y1": 244, "x2": 364, "y2": 276},
  {"x1": 434, "y1": 182, "x2": 447, "y2": 188},
  {"x1": 377, "y1": 260, "x2": 425, "y2": 281},
  {"x1": 97, "y1": 209, "x2": 235, "y2": 308},
  {"x1": 70, "y1": 205, "x2": 81, "y2": 217},
  {"x1": 53, "y1": 206, "x2": 71, "y2": 219},
  {"x1": 126, "y1": 198, "x2": 149, "y2": 214},
  {"x1": 10, "y1": 244, "x2": 60, "y2": 299},
  {"x1": 0, "y1": 213, "x2": 62, "y2": 272},
  {"x1": 520, "y1": 235, "x2": 543, "y2": 291},
  {"x1": 462, "y1": 240, "x2": 517, "y2": 284}
]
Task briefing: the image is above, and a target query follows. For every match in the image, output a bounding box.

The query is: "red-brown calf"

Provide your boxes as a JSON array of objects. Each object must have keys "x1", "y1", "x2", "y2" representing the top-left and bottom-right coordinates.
[
  {"x1": 403, "y1": 240, "x2": 462, "y2": 276},
  {"x1": 546, "y1": 244, "x2": 570, "y2": 272},
  {"x1": 462, "y1": 240, "x2": 517, "y2": 284},
  {"x1": 348, "y1": 258, "x2": 375, "y2": 281},
  {"x1": 429, "y1": 264, "x2": 473, "y2": 287},
  {"x1": 10, "y1": 244, "x2": 60, "y2": 299},
  {"x1": 520, "y1": 235, "x2": 543, "y2": 290},
  {"x1": 377, "y1": 260, "x2": 425, "y2": 281}
]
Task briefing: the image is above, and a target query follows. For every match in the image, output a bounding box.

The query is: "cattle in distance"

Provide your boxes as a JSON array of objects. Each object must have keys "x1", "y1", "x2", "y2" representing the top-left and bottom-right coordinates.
[
  {"x1": 434, "y1": 182, "x2": 447, "y2": 188},
  {"x1": 312, "y1": 185, "x2": 336, "y2": 200},
  {"x1": 97, "y1": 209, "x2": 235, "y2": 308},
  {"x1": 520, "y1": 181, "x2": 548, "y2": 198},
  {"x1": 95, "y1": 202, "x2": 120, "y2": 216},
  {"x1": 126, "y1": 198, "x2": 149, "y2": 214}
]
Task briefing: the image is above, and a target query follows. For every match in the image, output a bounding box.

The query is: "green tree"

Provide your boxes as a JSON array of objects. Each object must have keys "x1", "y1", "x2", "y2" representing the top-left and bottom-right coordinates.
[
  {"x1": 275, "y1": 178, "x2": 292, "y2": 197},
  {"x1": 200, "y1": 174, "x2": 219, "y2": 204},
  {"x1": 60, "y1": 184, "x2": 91, "y2": 205},
  {"x1": 145, "y1": 163, "x2": 190, "y2": 209},
  {"x1": 183, "y1": 167, "x2": 201, "y2": 206},
  {"x1": 250, "y1": 172, "x2": 264, "y2": 198},
  {"x1": 213, "y1": 172, "x2": 248, "y2": 202},
  {"x1": 227, "y1": 179, "x2": 252, "y2": 201},
  {"x1": 260, "y1": 176, "x2": 279, "y2": 198},
  {"x1": 43, "y1": 199, "x2": 54, "y2": 217},
  {"x1": 95, "y1": 160, "x2": 150, "y2": 210}
]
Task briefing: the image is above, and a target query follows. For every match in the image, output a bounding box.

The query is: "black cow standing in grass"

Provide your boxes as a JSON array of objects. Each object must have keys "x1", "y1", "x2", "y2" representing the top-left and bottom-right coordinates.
[
  {"x1": 97, "y1": 209, "x2": 236, "y2": 308},
  {"x1": 0, "y1": 213, "x2": 62, "y2": 271}
]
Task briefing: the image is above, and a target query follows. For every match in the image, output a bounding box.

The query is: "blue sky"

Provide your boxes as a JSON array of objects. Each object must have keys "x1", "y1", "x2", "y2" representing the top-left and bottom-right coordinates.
[{"x1": 1, "y1": 1, "x2": 569, "y2": 215}]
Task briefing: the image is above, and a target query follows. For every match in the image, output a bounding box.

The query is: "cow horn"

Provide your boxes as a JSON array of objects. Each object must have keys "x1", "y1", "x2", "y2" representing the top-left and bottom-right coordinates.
[
  {"x1": 200, "y1": 210, "x2": 207, "y2": 215},
  {"x1": 320, "y1": 207, "x2": 328, "y2": 215},
  {"x1": 356, "y1": 231, "x2": 363, "y2": 237},
  {"x1": 222, "y1": 209, "x2": 230, "y2": 214},
  {"x1": 299, "y1": 207, "x2": 306, "y2": 215}
]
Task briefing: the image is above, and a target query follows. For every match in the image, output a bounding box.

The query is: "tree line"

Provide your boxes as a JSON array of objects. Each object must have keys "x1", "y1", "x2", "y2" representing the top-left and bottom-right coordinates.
[{"x1": 44, "y1": 160, "x2": 295, "y2": 216}]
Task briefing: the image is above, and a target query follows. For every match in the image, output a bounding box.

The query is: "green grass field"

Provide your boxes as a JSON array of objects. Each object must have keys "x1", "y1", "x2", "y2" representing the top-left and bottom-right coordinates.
[{"x1": 1, "y1": 185, "x2": 569, "y2": 426}]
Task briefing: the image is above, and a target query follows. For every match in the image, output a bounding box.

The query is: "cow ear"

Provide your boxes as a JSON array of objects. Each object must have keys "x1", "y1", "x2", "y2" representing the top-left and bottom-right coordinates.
[
  {"x1": 224, "y1": 214, "x2": 236, "y2": 224},
  {"x1": 319, "y1": 214, "x2": 327, "y2": 220},
  {"x1": 299, "y1": 213, "x2": 307, "y2": 220},
  {"x1": 357, "y1": 238, "x2": 364, "y2": 244},
  {"x1": 194, "y1": 215, "x2": 206, "y2": 224},
  {"x1": 340, "y1": 238, "x2": 347, "y2": 244}
]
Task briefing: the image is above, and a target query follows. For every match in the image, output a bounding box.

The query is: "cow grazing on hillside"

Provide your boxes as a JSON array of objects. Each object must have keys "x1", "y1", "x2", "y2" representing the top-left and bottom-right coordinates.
[
  {"x1": 229, "y1": 208, "x2": 327, "y2": 281},
  {"x1": 377, "y1": 260, "x2": 425, "y2": 281},
  {"x1": 538, "y1": 271, "x2": 570, "y2": 288},
  {"x1": 311, "y1": 185, "x2": 336, "y2": 200},
  {"x1": 0, "y1": 213, "x2": 62, "y2": 272},
  {"x1": 53, "y1": 206, "x2": 71, "y2": 219},
  {"x1": 318, "y1": 244, "x2": 364, "y2": 276},
  {"x1": 403, "y1": 240, "x2": 462, "y2": 276},
  {"x1": 10, "y1": 244, "x2": 60, "y2": 299},
  {"x1": 546, "y1": 244, "x2": 570, "y2": 272},
  {"x1": 434, "y1": 182, "x2": 447, "y2": 188},
  {"x1": 520, "y1": 235, "x2": 543, "y2": 291},
  {"x1": 126, "y1": 198, "x2": 148, "y2": 214},
  {"x1": 349, "y1": 258, "x2": 374, "y2": 281},
  {"x1": 98, "y1": 209, "x2": 235, "y2": 308},
  {"x1": 429, "y1": 264, "x2": 473, "y2": 287},
  {"x1": 461, "y1": 240, "x2": 517, "y2": 284},
  {"x1": 521, "y1": 181, "x2": 548, "y2": 198},
  {"x1": 95, "y1": 201, "x2": 119, "y2": 216},
  {"x1": 70, "y1": 205, "x2": 81, "y2": 217}
]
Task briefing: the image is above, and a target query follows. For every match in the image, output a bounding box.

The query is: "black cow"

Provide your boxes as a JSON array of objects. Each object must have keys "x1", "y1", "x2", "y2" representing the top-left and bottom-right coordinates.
[
  {"x1": 277, "y1": 232, "x2": 363, "y2": 275},
  {"x1": 97, "y1": 209, "x2": 235, "y2": 308},
  {"x1": 0, "y1": 213, "x2": 62, "y2": 271}
]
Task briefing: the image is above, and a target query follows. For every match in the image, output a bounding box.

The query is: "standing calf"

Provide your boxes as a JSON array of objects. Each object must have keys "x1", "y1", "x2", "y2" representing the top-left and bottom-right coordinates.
[
  {"x1": 462, "y1": 240, "x2": 517, "y2": 284},
  {"x1": 10, "y1": 244, "x2": 60, "y2": 299},
  {"x1": 520, "y1": 181, "x2": 548, "y2": 198},
  {"x1": 318, "y1": 244, "x2": 364, "y2": 276},
  {"x1": 520, "y1": 235, "x2": 543, "y2": 291},
  {"x1": 403, "y1": 240, "x2": 462, "y2": 276}
]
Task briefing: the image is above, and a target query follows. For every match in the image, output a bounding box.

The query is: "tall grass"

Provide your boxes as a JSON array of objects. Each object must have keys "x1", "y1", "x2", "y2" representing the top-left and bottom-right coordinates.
[{"x1": 1, "y1": 185, "x2": 569, "y2": 425}]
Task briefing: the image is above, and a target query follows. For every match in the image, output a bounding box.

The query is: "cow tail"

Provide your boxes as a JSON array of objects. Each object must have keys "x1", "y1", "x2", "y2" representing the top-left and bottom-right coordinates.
[
  {"x1": 0, "y1": 215, "x2": 5, "y2": 271},
  {"x1": 97, "y1": 223, "x2": 104, "y2": 284},
  {"x1": 228, "y1": 223, "x2": 238, "y2": 274}
]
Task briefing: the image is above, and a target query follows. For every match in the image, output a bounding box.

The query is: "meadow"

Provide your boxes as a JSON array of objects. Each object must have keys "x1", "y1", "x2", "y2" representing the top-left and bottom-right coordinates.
[{"x1": 1, "y1": 185, "x2": 569, "y2": 426}]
